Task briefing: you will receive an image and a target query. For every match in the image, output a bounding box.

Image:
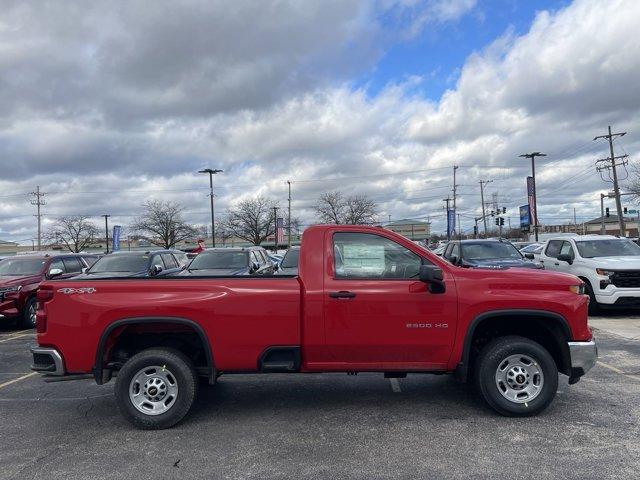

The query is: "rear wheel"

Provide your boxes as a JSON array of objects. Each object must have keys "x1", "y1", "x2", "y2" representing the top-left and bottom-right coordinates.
[
  {"x1": 115, "y1": 348, "x2": 198, "y2": 429},
  {"x1": 475, "y1": 336, "x2": 558, "y2": 417},
  {"x1": 19, "y1": 297, "x2": 37, "y2": 329}
]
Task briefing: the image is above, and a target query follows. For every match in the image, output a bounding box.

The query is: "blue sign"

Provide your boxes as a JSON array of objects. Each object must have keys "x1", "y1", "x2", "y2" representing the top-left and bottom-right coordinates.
[
  {"x1": 519, "y1": 205, "x2": 531, "y2": 230},
  {"x1": 112, "y1": 225, "x2": 121, "y2": 251},
  {"x1": 447, "y1": 209, "x2": 456, "y2": 238}
]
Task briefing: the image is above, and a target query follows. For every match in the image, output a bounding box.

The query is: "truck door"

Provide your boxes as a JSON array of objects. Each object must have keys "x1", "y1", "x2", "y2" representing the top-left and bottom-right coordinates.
[
  {"x1": 540, "y1": 240, "x2": 563, "y2": 271},
  {"x1": 323, "y1": 231, "x2": 457, "y2": 368}
]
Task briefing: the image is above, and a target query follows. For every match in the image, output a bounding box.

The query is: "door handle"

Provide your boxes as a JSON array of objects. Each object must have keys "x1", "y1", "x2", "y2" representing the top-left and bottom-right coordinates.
[{"x1": 329, "y1": 291, "x2": 356, "y2": 299}]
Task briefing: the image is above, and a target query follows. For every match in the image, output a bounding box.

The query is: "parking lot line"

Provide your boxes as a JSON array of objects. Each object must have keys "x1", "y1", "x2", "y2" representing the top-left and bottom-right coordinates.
[
  {"x1": 597, "y1": 361, "x2": 640, "y2": 382},
  {"x1": 0, "y1": 372, "x2": 37, "y2": 390},
  {"x1": 0, "y1": 333, "x2": 33, "y2": 343},
  {"x1": 389, "y1": 378, "x2": 402, "y2": 393},
  {"x1": 0, "y1": 329, "x2": 33, "y2": 338}
]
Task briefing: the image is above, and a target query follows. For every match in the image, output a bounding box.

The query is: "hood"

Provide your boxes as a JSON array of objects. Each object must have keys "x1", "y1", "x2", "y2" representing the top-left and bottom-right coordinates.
[
  {"x1": 0, "y1": 274, "x2": 43, "y2": 287},
  {"x1": 180, "y1": 267, "x2": 250, "y2": 276},
  {"x1": 463, "y1": 258, "x2": 542, "y2": 269},
  {"x1": 587, "y1": 256, "x2": 640, "y2": 269}
]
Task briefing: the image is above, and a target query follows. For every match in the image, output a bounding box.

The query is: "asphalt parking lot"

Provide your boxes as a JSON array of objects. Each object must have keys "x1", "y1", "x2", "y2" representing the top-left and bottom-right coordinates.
[{"x1": 0, "y1": 319, "x2": 638, "y2": 480}]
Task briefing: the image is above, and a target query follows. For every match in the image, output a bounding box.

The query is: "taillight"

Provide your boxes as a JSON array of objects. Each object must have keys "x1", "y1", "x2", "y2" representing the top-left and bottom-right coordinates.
[{"x1": 36, "y1": 288, "x2": 54, "y2": 334}]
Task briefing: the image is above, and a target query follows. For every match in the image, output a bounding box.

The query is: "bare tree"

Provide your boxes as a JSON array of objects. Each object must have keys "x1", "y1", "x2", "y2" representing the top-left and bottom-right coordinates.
[
  {"x1": 222, "y1": 196, "x2": 277, "y2": 245},
  {"x1": 45, "y1": 216, "x2": 99, "y2": 253},
  {"x1": 314, "y1": 190, "x2": 378, "y2": 225},
  {"x1": 131, "y1": 200, "x2": 197, "y2": 249}
]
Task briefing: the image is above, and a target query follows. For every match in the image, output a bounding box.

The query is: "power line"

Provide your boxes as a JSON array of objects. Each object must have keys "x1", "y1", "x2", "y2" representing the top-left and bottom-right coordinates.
[{"x1": 594, "y1": 125, "x2": 628, "y2": 235}]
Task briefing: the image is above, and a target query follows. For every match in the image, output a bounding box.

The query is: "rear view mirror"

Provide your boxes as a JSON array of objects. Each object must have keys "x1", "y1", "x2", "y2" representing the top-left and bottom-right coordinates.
[
  {"x1": 557, "y1": 253, "x2": 573, "y2": 264},
  {"x1": 150, "y1": 264, "x2": 163, "y2": 276},
  {"x1": 48, "y1": 268, "x2": 64, "y2": 279},
  {"x1": 419, "y1": 265, "x2": 445, "y2": 293},
  {"x1": 524, "y1": 253, "x2": 534, "y2": 260}
]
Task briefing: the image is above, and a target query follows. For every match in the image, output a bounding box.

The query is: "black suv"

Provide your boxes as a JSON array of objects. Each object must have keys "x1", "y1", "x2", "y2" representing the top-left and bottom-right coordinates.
[
  {"x1": 181, "y1": 246, "x2": 275, "y2": 276},
  {"x1": 442, "y1": 239, "x2": 542, "y2": 269},
  {"x1": 74, "y1": 250, "x2": 185, "y2": 278}
]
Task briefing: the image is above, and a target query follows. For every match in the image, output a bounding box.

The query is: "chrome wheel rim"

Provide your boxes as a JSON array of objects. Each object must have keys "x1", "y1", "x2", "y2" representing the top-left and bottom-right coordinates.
[
  {"x1": 28, "y1": 303, "x2": 37, "y2": 326},
  {"x1": 129, "y1": 366, "x2": 179, "y2": 415},
  {"x1": 494, "y1": 354, "x2": 544, "y2": 404}
]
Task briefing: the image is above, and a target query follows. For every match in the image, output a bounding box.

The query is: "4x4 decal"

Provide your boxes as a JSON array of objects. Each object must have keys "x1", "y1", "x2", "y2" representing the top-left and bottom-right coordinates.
[{"x1": 57, "y1": 287, "x2": 96, "y2": 294}]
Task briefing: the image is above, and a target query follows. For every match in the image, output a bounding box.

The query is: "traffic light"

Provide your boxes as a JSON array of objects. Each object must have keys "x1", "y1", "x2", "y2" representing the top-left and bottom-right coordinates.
[
  {"x1": 502, "y1": 207, "x2": 506, "y2": 214},
  {"x1": 473, "y1": 225, "x2": 478, "y2": 235},
  {"x1": 500, "y1": 217, "x2": 505, "y2": 226},
  {"x1": 624, "y1": 207, "x2": 628, "y2": 214},
  {"x1": 606, "y1": 207, "x2": 610, "y2": 217},
  {"x1": 495, "y1": 217, "x2": 499, "y2": 225}
]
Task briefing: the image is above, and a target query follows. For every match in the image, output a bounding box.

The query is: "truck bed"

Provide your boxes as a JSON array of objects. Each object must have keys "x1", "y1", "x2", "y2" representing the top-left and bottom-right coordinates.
[{"x1": 38, "y1": 276, "x2": 301, "y2": 374}]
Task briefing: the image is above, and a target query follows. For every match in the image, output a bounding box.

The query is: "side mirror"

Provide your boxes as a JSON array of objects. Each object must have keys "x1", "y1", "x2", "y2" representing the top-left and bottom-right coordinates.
[
  {"x1": 448, "y1": 255, "x2": 459, "y2": 265},
  {"x1": 251, "y1": 262, "x2": 260, "y2": 273},
  {"x1": 557, "y1": 253, "x2": 573, "y2": 264},
  {"x1": 81, "y1": 267, "x2": 88, "y2": 274},
  {"x1": 150, "y1": 264, "x2": 163, "y2": 276},
  {"x1": 418, "y1": 265, "x2": 446, "y2": 293},
  {"x1": 48, "y1": 268, "x2": 64, "y2": 279},
  {"x1": 524, "y1": 253, "x2": 534, "y2": 260},
  {"x1": 273, "y1": 264, "x2": 279, "y2": 271}
]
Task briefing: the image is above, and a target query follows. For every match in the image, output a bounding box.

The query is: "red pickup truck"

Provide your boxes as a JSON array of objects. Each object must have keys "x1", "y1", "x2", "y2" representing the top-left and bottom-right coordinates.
[{"x1": 31, "y1": 225, "x2": 597, "y2": 429}]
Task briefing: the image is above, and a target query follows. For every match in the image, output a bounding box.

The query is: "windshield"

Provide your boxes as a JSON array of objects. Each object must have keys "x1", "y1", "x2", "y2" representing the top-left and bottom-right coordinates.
[
  {"x1": 280, "y1": 249, "x2": 299, "y2": 268},
  {"x1": 0, "y1": 257, "x2": 46, "y2": 276},
  {"x1": 575, "y1": 239, "x2": 640, "y2": 258},
  {"x1": 189, "y1": 251, "x2": 248, "y2": 270},
  {"x1": 88, "y1": 254, "x2": 150, "y2": 273},
  {"x1": 461, "y1": 242, "x2": 523, "y2": 260}
]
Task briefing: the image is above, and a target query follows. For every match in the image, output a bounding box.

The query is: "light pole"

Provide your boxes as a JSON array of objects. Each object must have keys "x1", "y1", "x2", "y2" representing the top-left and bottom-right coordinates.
[
  {"x1": 519, "y1": 152, "x2": 546, "y2": 242},
  {"x1": 198, "y1": 168, "x2": 223, "y2": 247}
]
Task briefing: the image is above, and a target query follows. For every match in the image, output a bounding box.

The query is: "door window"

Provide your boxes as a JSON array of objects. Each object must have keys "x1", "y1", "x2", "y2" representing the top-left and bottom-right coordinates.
[
  {"x1": 545, "y1": 240, "x2": 563, "y2": 258},
  {"x1": 62, "y1": 257, "x2": 83, "y2": 273},
  {"x1": 151, "y1": 255, "x2": 165, "y2": 269},
  {"x1": 333, "y1": 232, "x2": 422, "y2": 279},
  {"x1": 161, "y1": 254, "x2": 178, "y2": 269},
  {"x1": 559, "y1": 241, "x2": 575, "y2": 260}
]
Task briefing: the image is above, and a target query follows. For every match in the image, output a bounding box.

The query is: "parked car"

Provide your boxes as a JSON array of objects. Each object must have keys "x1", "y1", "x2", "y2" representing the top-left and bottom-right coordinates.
[
  {"x1": 442, "y1": 239, "x2": 543, "y2": 269},
  {"x1": 538, "y1": 235, "x2": 640, "y2": 313},
  {"x1": 520, "y1": 243, "x2": 543, "y2": 254},
  {"x1": 180, "y1": 247, "x2": 275, "y2": 276},
  {"x1": 432, "y1": 244, "x2": 446, "y2": 256},
  {"x1": 0, "y1": 252, "x2": 97, "y2": 328},
  {"x1": 31, "y1": 224, "x2": 595, "y2": 429},
  {"x1": 73, "y1": 250, "x2": 184, "y2": 279},
  {"x1": 266, "y1": 252, "x2": 283, "y2": 267},
  {"x1": 277, "y1": 247, "x2": 299, "y2": 275}
]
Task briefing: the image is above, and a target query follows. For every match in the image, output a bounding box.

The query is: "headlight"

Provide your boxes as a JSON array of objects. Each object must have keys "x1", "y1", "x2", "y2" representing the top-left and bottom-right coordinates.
[
  {"x1": 0, "y1": 285, "x2": 21, "y2": 293},
  {"x1": 569, "y1": 284, "x2": 586, "y2": 295},
  {"x1": 596, "y1": 269, "x2": 614, "y2": 276}
]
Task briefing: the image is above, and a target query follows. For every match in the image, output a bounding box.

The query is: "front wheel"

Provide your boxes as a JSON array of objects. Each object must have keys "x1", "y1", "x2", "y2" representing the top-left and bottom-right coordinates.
[
  {"x1": 584, "y1": 281, "x2": 601, "y2": 316},
  {"x1": 115, "y1": 348, "x2": 198, "y2": 429},
  {"x1": 19, "y1": 296, "x2": 37, "y2": 329},
  {"x1": 474, "y1": 336, "x2": 558, "y2": 417}
]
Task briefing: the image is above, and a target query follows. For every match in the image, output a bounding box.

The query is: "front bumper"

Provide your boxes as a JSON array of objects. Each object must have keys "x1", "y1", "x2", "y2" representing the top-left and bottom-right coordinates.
[
  {"x1": 595, "y1": 287, "x2": 640, "y2": 305},
  {"x1": 567, "y1": 339, "x2": 597, "y2": 384},
  {"x1": 30, "y1": 346, "x2": 65, "y2": 376}
]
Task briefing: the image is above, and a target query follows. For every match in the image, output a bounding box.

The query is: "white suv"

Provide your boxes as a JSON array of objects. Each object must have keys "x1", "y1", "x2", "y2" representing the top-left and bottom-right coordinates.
[{"x1": 539, "y1": 235, "x2": 640, "y2": 313}]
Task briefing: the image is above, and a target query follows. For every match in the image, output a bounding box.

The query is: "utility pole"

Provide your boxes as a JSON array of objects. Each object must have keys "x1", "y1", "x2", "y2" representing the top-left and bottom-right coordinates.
[
  {"x1": 30, "y1": 186, "x2": 46, "y2": 250},
  {"x1": 519, "y1": 152, "x2": 547, "y2": 242},
  {"x1": 198, "y1": 168, "x2": 223, "y2": 247},
  {"x1": 287, "y1": 181, "x2": 292, "y2": 248},
  {"x1": 273, "y1": 206, "x2": 279, "y2": 252},
  {"x1": 478, "y1": 180, "x2": 492, "y2": 237},
  {"x1": 452, "y1": 165, "x2": 458, "y2": 235},
  {"x1": 457, "y1": 214, "x2": 462, "y2": 240},
  {"x1": 102, "y1": 214, "x2": 111, "y2": 253},
  {"x1": 573, "y1": 207, "x2": 577, "y2": 233},
  {"x1": 443, "y1": 197, "x2": 452, "y2": 241},
  {"x1": 600, "y1": 193, "x2": 607, "y2": 234},
  {"x1": 594, "y1": 126, "x2": 628, "y2": 236}
]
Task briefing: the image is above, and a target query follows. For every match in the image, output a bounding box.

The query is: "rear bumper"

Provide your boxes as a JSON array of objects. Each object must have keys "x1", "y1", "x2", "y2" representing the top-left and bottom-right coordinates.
[
  {"x1": 568, "y1": 339, "x2": 597, "y2": 384},
  {"x1": 30, "y1": 346, "x2": 65, "y2": 376}
]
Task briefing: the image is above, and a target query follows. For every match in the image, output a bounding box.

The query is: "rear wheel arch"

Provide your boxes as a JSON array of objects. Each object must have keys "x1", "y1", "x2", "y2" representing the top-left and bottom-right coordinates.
[
  {"x1": 457, "y1": 310, "x2": 572, "y2": 382},
  {"x1": 94, "y1": 317, "x2": 215, "y2": 385}
]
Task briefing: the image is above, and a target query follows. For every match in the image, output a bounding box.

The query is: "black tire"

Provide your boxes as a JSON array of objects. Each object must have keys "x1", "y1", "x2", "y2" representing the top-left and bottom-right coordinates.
[
  {"x1": 474, "y1": 335, "x2": 558, "y2": 417},
  {"x1": 115, "y1": 348, "x2": 198, "y2": 430},
  {"x1": 583, "y1": 281, "x2": 601, "y2": 316},
  {"x1": 19, "y1": 296, "x2": 37, "y2": 329}
]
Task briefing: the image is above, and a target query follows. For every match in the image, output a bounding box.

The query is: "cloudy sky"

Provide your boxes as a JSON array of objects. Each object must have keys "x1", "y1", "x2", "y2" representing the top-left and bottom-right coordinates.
[{"x1": 1, "y1": 0, "x2": 640, "y2": 244}]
